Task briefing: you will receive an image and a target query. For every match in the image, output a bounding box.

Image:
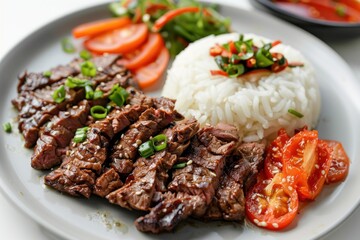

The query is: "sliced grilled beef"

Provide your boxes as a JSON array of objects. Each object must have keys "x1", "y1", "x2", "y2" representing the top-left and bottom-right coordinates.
[
  {"x1": 12, "y1": 54, "x2": 130, "y2": 148},
  {"x1": 44, "y1": 104, "x2": 147, "y2": 198},
  {"x1": 31, "y1": 100, "x2": 90, "y2": 170},
  {"x1": 94, "y1": 168, "x2": 123, "y2": 197},
  {"x1": 203, "y1": 141, "x2": 265, "y2": 221},
  {"x1": 109, "y1": 108, "x2": 177, "y2": 175},
  {"x1": 106, "y1": 119, "x2": 199, "y2": 211},
  {"x1": 135, "y1": 123, "x2": 238, "y2": 233}
]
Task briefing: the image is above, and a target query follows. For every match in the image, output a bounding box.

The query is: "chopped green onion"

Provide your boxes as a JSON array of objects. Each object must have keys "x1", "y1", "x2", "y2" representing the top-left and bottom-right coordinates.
[
  {"x1": 90, "y1": 105, "x2": 108, "y2": 119},
  {"x1": 255, "y1": 49, "x2": 274, "y2": 68},
  {"x1": 81, "y1": 61, "x2": 97, "y2": 77},
  {"x1": 43, "y1": 71, "x2": 52, "y2": 78},
  {"x1": 172, "y1": 162, "x2": 187, "y2": 169},
  {"x1": 288, "y1": 109, "x2": 304, "y2": 118},
  {"x1": 109, "y1": 2, "x2": 128, "y2": 17},
  {"x1": 152, "y1": 134, "x2": 168, "y2": 151},
  {"x1": 85, "y1": 85, "x2": 94, "y2": 99},
  {"x1": 108, "y1": 85, "x2": 129, "y2": 107},
  {"x1": 79, "y1": 50, "x2": 92, "y2": 60},
  {"x1": 52, "y1": 85, "x2": 66, "y2": 103},
  {"x1": 3, "y1": 122, "x2": 12, "y2": 133},
  {"x1": 65, "y1": 77, "x2": 91, "y2": 88},
  {"x1": 73, "y1": 126, "x2": 89, "y2": 143},
  {"x1": 94, "y1": 90, "x2": 104, "y2": 100},
  {"x1": 61, "y1": 38, "x2": 76, "y2": 53},
  {"x1": 336, "y1": 5, "x2": 347, "y2": 17},
  {"x1": 139, "y1": 141, "x2": 155, "y2": 158},
  {"x1": 225, "y1": 64, "x2": 245, "y2": 78}
]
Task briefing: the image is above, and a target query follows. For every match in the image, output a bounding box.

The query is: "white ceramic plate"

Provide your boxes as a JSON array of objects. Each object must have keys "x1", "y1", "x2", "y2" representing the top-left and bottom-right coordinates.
[{"x1": 0, "y1": 1, "x2": 359, "y2": 240}]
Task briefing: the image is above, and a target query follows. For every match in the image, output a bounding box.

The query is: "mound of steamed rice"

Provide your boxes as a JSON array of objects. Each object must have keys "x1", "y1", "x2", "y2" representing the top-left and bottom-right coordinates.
[{"x1": 162, "y1": 33, "x2": 320, "y2": 142}]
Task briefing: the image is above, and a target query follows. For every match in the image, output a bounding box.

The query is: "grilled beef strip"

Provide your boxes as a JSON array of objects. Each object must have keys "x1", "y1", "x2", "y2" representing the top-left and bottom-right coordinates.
[
  {"x1": 203, "y1": 142, "x2": 266, "y2": 221},
  {"x1": 30, "y1": 72, "x2": 134, "y2": 170},
  {"x1": 12, "y1": 54, "x2": 130, "y2": 148},
  {"x1": 44, "y1": 104, "x2": 148, "y2": 198},
  {"x1": 31, "y1": 100, "x2": 90, "y2": 170},
  {"x1": 135, "y1": 123, "x2": 238, "y2": 233},
  {"x1": 106, "y1": 119, "x2": 199, "y2": 211},
  {"x1": 109, "y1": 108, "x2": 180, "y2": 175}
]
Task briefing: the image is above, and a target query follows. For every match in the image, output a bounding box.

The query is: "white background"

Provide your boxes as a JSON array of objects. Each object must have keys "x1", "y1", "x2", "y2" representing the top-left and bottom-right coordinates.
[{"x1": 0, "y1": 0, "x2": 360, "y2": 239}]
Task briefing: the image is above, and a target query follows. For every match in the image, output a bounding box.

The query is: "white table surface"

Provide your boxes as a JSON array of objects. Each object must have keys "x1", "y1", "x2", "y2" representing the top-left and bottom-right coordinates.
[{"x1": 0, "y1": 0, "x2": 359, "y2": 239}]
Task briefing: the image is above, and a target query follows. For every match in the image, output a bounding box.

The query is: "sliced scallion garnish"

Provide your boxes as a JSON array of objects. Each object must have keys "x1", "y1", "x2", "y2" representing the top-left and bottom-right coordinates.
[
  {"x1": 93, "y1": 90, "x2": 104, "y2": 100},
  {"x1": 43, "y1": 71, "x2": 52, "y2": 78},
  {"x1": 73, "y1": 126, "x2": 89, "y2": 143},
  {"x1": 61, "y1": 38, "x2": 76, "y2": 54},
  {"x1": 152, "y1": 134, "x2": 167, "y2": 151},
  {"x1": 52, "y1": 85, "x2": 66, "y2": 103},
  {"x1": 3, "y1": 122, "x2": 12, "y2": 133},
  {"x1": 288, "y1": 109, "x2": 304, "y2": 118},
  {"x1": 90, "y1": 105, "x2": 108, "y2": 119},
  {"x1": 65, "y1": 77, "x2": 91, "y2": 88},
  {"x1": 79, "y1": 50, "x2": 92, "y2": 60},
  {"x1": 172, "y1": 162, "x2": 187, "y2": 169},
  {"x1": 108, "y1": 85, "x2": 129, "y2": 107},
  {"x1": 85, "y1": 85, "x2": 94, "y2": 99},
  {"x1": 138, "y1": 141, "x2": 155, "y2": 158},
  {"x1": 81, "y1": 61, "x2": 97, "y2": 77}
]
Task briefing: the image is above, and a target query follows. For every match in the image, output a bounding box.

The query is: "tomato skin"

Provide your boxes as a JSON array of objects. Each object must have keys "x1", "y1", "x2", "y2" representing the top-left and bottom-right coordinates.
[
  {"x1": 84, "y1": 23, "x2": 148, "y2": 54},
  {"x1": 116, "y1": 33, "x2": 164, "y2": 70},
  {"x1": 325, "y1": 140, "x2": 350, "y2": 184},
  {"x1": 73, "y1": 17, "x2": 131, "y2": 39},
  {"x1": 246, "y1": 173, "x2": 299, "y2": 230},
  {"x1": 134, "y1": 46, "x2": 170, "y2": 89},
  {"x1": 264, "y1": 128, "x2": 290, "y2": 178}
]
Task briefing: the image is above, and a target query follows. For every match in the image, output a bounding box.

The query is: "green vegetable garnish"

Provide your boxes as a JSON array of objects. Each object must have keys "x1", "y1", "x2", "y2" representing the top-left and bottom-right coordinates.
[
  {"x1": 90, "y1": 105, "x2": 108, "y2": 119},
  {"x1": 85, "y1": 85, "x2": 94, "y2": 99},
  {"x1": 79, "y1": 50, "x2": 92, "y2": 60},
  {"x1": 73, "y1": 126, "x2": 89, "y2": 143},
  {"x1": 172, "y1": 162, "x2": 187, "y2": 169},
  {"x1": 61, "y1": 38, "x2": 76, "y2": 53},
  {"x1": 52, "y1": 85, "x2": 66, "y2": 103},
  {"x1": 138, "y1": 141, "x2": 155, "y2": 158},
  {"x1": 151, "y1": 134, "x2": 167, "y2": 151},
  {"x1": 81, "y1": 61, "x2": 97, "y2": 77},
  {"x1": 288, "y1": 109, "x2": 304, "y2": 118},
  {"x1": 94, "y1": 90, "x2": 104, "y2": 100},
  {"x1": 3, "y1": 122, "x2": 12, "y2": 133},
  {"x1": 65, "y1": 77, "x2": 91, "y2": 88},
  {"x1": 335, "y1": 5, "x2": 347, "y2": 17},
  {"x1": 43, "y1": 71, "x2": 52, "y2": 78},
  {"x1": 108, "y1": 84, "x2": 129, "y2": 107}
]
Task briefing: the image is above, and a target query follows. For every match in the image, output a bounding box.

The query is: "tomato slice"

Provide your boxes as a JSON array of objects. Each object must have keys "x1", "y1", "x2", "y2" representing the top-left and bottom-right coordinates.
[
  {"x1": 283, "y1": 130, "x2": 332, "y2": 200},
  {"x1": 84, "y1": 23, "x2": 148, "y2": 54},
  {"x1": 134, "y1": 46, "x2": 170, "y2": 89},
  {"x1": 116, "y1": 33, "x2": 164, "y2": 70},
  {"x1": 246, "y1": 173, "x2": 299, "y2": 230},
  {"x1": 324, "y1": 140, "x2": 350, "y2": 184},
  {"x1": 264, "y1": 128, "x2": 290, "y2": 178},
  {"x1": 72, "y1": 17, "x2": 131, "y2": 39}
]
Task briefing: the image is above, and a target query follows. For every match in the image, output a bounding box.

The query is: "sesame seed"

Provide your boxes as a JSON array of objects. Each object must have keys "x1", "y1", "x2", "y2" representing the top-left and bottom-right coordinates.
[
  {"x1": 260, "y1": 221, "x2": 267, "y2": 227},
  {"x1": 288, "y1": 186, "x2": 293, "y2": 191},
  {"x1": 272, "y1": 223, "x2": 279, "y2": 228},
  {"x1": 321, "y1": 170, "x2": 326, "y2": 175},
  {"x1": 116, "y1": 74, "x2": 121, "y2": 79},
  {"x1": 73, "y1": 105, "x2": 78, "y2": 109},
  {"x1": 97, "y1": 67, "x2": 103, "y2": 71},
  {"x1": 135, "y1": 191, "x2": 142, "y2": 195},
  {"x1": 315, "y1": 164, "x2": 319, "y2": 169},
  {"x1": 125, "y1": 104, "x2": 130, "y2": 109},
  {"x1": 136, "y1": 139, "x2": 142, "y2": 145},
  {"x1": 187, "y1": 160, "x2": 193, "y2": 165},
  {"x1": 116, "y1": 110, "x2": 120, "y2": 114},
  {"x1": 121, "y1": 134, "x2": 124, "y2": 138},
  {"x1": 124, "y1": 153, "x2": 129, "y2": 158},
  {"x1": 210, "y1": 171, "x2": 217, "y2": 177},
  {"x1": 282, "y1": 178, "x2": 286, "y2": 183},
  {"x1": 132, "y1": 143, "x2": 138, "y2": 148},
  {"x1": 234, "y1": 165, "x2": 239, "y2": 169},
  {"x1": 253, "y1": 219, "x2": 259, "y2": 224},
  {"x1": 119, "y1": 153, "x2": 123, "y2": 158}
]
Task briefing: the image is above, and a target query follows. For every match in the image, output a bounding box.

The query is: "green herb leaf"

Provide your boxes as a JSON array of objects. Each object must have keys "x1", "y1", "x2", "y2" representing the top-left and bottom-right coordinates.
[
  {"x1": 61, "y1": 38, "x2": 76, "y2": 54},
  {"x1": 43, "y1": 71, "x2": 52, "y2": 78},
  {"x1": 79, "y1": 50, "x2": 92, "y2": 60},
  {"x1": 3, "y1": 122, "x2": 12, "y2": 133},
  {"x1": 52, "y1": 85, "x2": 66, "y2": 103},
  {"x1": 288, "y1": 109, "x2": 304, "y2": 118},
  {"x1": 81, "y1": 61, "x2": 97, "y2": 77}
]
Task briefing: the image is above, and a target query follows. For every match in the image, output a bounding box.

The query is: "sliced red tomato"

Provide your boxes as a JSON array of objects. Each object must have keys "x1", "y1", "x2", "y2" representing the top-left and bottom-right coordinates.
[
  {"x1": 264, "y1": 128, "x2": 290, "y2": 178},
  {"x1": 134, "y1": 46, "x2": 170, "y2": 89},
  {"x1": 324, "y1": 140, "x2": 350, "y2": 184},
  {"x1": 283, "y1": 130, "x2": 332, "y2": 200},
  {"x1": 246, "y1": 173, "x2": 299, "y2": 230},
  {"x1": 72, "y1": 17, "x2": 131, "y2": 39},
  {"x1": 116, "y1": 33, "x2": 164, "y2": 70},
  {"x1": 84, "y1": 23, "x2": 148, "y2": 54}
]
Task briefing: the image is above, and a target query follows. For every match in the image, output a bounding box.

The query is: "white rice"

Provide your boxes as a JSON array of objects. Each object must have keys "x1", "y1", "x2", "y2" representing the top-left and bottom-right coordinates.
[{"x1": 162, "y1": 33, "x2": 321, "y2": 142}]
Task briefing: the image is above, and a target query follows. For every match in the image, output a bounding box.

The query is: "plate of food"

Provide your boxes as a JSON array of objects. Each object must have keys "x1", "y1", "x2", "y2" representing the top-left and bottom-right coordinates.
[{"x1": 0, "y1": 0, "x2": 359, "y2": 240}]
